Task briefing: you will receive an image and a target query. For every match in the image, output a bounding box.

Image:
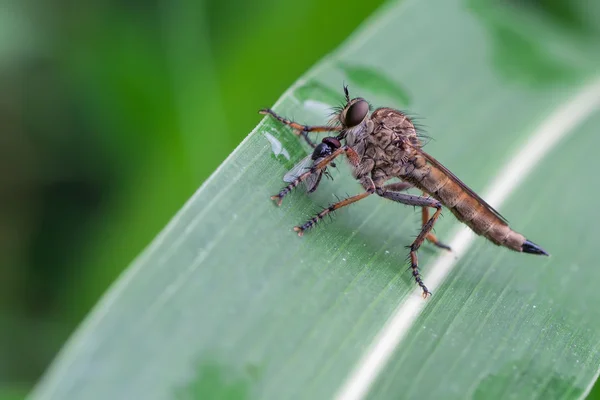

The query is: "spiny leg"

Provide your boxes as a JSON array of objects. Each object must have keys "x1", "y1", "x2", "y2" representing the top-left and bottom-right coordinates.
[
  {"x1": 271, "y1": 145, "x2": 360, "y2": 206},
  {"x1": 294, "y1": 177, "x2": 375, "y2": 236},
  {"x1": 311, "y1": 145, "x2": 360, "y2": 170},
  {"x1": 383, "y1": 183, "x2": 450, "y2": 251},
  {"x1": 271, "y1": 170, "x2": 313, "y2": 206},
  {"x1": 382, "y1": 183, "x2": 450, "y2": 250},
  {"x1": 421, "y1": 193, "x2": 451, "y2": 251},
  {"x1": 259, "y1": 108, "x2": 341, "y2": 148},
  {"x1": 378, "y1": 190, "x2": 444, "y2": 298}
]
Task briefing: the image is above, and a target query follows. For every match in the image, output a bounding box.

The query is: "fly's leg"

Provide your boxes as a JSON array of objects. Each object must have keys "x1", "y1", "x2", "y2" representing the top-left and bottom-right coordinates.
[
  {"x1": 378, "y1": 190, "x2": 443, "y2": 298},
  {"x1": 382, "y1": 183, "x2": 450, "y2": 250},
  {"x1": 259, "y1": 108, "x2": 341, "y2": 148},
  {"x1": 310, "y1": 145, "x2": 360, "y2": 171},
  {"x1": 294, "y1": 177, "x2": 375, "y2": 236},
  {"x1": 421, "y1": 194, "x2": 451, "y2": 251},
  {"x1": 383, "y1": 182, "x2": 413, "y2": 192},
  {"x1": 293, "y1": 191, "x2": 372, "y2": 236},
  {"x1": 271, "y1": 170, "x2": 313, "y2": 206},
  {"x1": 271, "y1": 145, "x2": 359, "y2": 206}
]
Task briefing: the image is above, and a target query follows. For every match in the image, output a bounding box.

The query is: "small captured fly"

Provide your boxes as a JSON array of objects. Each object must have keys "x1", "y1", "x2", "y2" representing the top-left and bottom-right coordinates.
[
  {"x1": 259, "y1": 86, "x2": 548, "y2": 298},
  {"x1": 272, "y1": 137, "x2": 342, "y2": 205}
]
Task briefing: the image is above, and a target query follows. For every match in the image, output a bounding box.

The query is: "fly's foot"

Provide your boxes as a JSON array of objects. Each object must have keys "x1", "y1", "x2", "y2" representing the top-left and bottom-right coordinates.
[
  {"x1": 413, "y1": 269, "x2": 431, "y2": 299},
  {"x1": 434, "y1": 241, "x2": 452, "y2": 251},
  {"x1": 294, "y1": 214, "x2": 320, "y2": 236},
  {"x1": 270, "y1": 194, "x2": 284, "y2": 206},
  {"x1": 271, "y1": 185, "x2": 295, "y2": 206},
  {"x1": 410, "y1": 251, "x2": 431, "y2": 299},
  {"x1": 293, "y1": 226, "x2": 305, "y2": 237},
  {"x1": 426, "y1": 233, "x2": 452, "y2": 252}
]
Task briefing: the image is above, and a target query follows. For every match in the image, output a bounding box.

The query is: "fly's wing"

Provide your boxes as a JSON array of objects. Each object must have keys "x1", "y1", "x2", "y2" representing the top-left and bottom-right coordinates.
[
  {"x1": 283, "y1": 155, "x2": 325, "y2": 193},
  {"x1": 416, "y1": 147, "x2": 509, "y2": 224},
  {"x1": 283, "y1": 156, "x2": 312, "y2": 183},
  {"x1": 304, "y1": 166, "x2": 324, "y2": 193}
]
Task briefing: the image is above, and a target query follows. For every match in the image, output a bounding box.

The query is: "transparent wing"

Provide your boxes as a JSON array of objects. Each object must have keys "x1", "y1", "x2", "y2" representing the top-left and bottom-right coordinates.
[
  {"x1": 283, "y1": 156, "x2": 312, "y2": 183},
  {"x1": 304, "y1": 168, "x2": 323, "y2": 193}
]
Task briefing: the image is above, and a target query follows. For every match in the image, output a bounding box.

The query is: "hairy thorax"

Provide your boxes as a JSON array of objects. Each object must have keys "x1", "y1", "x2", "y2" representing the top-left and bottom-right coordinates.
[{"x1": 349, "y1": 107, "x2": 420, "y2": 184}]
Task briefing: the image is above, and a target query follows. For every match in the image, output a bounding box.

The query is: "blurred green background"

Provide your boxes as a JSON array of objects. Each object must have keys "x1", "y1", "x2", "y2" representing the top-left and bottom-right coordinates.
[
  {"x1": 1, "y1": 0, "x2": 600, "y2": 399},
  {"x1": 0, "y1": 0, "x2": 388, "y2": 397}
]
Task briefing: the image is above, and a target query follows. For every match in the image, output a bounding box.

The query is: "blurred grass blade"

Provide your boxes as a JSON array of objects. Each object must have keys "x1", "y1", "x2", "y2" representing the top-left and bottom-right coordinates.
[{"x1": 30, "y1": 0, "x2": 600, "y2": 399}]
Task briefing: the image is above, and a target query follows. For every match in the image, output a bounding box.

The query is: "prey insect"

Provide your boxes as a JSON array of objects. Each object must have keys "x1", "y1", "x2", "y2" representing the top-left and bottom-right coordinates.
[
  {"x1": 260, "y1": 86, "x2": 548, "y2": 298},
  {"x1": 271, "y1": 137, "x2": 343, "y2": 206}
]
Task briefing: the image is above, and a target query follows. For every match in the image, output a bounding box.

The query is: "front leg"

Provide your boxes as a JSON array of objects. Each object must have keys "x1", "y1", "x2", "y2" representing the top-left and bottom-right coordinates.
[
  {"x1": 378, "y1": 190, "x2": 443, "y2": 298},
  {"x1": 259, "y1": 108, "x2": 342, "y2": 148},
  {"x1": 294, "y1": 176, "x2": 375, "y2": 236},
  {"x1": 270, "y1": 169, "x2": 314, "y2": 206},
  {"x1": 310, "y1": 145, "x2": 361, "y2": 171},
  {"x1": 271, "y1": 145, "x2": 360, "y2": 206}
]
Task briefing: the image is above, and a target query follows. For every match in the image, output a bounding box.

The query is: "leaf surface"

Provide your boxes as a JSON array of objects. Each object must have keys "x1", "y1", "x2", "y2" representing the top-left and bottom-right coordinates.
[{"x1": 30, "y1": 0, "x2": 600, "y2": 399}]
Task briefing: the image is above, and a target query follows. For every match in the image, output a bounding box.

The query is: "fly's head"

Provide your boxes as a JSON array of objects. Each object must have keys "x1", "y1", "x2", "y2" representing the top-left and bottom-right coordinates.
[{"x1": 331, "y1": 86, "x2": 372, "y2": 146}]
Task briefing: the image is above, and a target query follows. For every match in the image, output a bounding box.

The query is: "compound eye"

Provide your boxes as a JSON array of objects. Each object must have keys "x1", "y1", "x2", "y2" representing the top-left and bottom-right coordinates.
[{"x1": 345, "y1": 100, "x2": 369, "y2": 127}]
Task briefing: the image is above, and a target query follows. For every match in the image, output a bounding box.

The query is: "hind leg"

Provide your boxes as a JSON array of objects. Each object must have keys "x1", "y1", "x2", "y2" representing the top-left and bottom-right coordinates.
[
  {"x1": 421, "y1": 198, "x2": 451, "y2": 251},
  {"x1": 378, "y1": 190, "x2": 444, "y2": 298}
]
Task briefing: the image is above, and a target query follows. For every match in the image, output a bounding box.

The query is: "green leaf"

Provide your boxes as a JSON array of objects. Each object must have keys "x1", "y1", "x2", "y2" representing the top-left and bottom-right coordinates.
[{"x1": 30, "y1": 0, "x2": 600, "y2": 399}]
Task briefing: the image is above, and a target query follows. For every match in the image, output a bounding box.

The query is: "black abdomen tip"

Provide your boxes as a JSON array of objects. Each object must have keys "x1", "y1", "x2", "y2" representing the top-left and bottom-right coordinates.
[{"x1": 522, "y1": 239, "x2": 549, "y2": 256}]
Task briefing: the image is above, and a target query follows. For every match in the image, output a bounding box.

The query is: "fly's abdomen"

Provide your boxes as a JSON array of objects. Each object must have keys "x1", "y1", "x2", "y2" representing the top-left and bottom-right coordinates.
[{"x1": 403, "y1": 162, "x2": 527, "y2": 252}]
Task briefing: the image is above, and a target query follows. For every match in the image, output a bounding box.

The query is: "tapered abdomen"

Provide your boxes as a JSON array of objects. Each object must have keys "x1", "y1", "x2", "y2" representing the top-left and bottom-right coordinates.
[{"x1": 401, "y1": 160, "x2": 541, "y2": 253}]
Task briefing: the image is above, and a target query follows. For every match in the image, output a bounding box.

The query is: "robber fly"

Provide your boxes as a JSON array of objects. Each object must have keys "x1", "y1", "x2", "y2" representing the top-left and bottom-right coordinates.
[{"x1": 259, "y1": 86, "x2": 548, "y2": 298}]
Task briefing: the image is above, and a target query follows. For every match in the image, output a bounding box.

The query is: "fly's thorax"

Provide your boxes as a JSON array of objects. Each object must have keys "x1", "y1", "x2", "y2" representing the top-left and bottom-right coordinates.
[
  {"x1": 366, "y1": 110, "x2": 419, "y2": 160},
  {"x1": 345, "y1": 107, "x2": 420, "y2": 180},
  {"x1": 370, "y1": 108, "x2": 419, "y2": 144}
]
